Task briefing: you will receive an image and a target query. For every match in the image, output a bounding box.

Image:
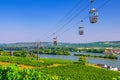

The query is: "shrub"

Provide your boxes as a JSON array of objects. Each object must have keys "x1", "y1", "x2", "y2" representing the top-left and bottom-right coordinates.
[{"x1": 78, "y1": 56, "x2": 86, "y2": 65}]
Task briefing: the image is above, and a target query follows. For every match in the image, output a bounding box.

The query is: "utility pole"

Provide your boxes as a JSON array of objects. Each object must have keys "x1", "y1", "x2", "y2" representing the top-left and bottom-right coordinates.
[
  {"x1": 10, "y1": 48, "x2": 13, "y2": 56},
  {"x1": 35, "y1": 40, "x2": 41, "y2": 60}
]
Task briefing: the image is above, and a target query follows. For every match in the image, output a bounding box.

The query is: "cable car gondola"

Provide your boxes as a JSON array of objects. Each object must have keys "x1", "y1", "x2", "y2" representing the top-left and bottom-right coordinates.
[
  {"x1": 79, "y1": 26, "x2": 84, "y2": 35},
  {"x1": 89, "y1": 0, "x2": 98, "y2": 24},
  {"x1": 89, "y1": 8, "x2": 98, "y2": 23},
  {"x1": 79, "y1": 20, "x2": 84, "y2": 35}
]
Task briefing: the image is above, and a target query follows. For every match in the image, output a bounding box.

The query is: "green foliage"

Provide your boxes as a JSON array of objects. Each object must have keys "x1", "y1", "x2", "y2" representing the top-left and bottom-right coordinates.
[
  {"x1": 74, "y1": 53, "x2": 118, "y2": 59},
  {"x1": 38, "y1": 48, "x2": 70, "y2": 55},
  {"x1": 78, "y1": 56, "x2": 86, "y2": 65},
  {"x1": 0, "y1": 65, "x2": 67, "y2": 80},
  {"x1": 0, "y1": 51, "x2": 9, "y2": 56},
  {"x1": 77, "y1": 48, "x2": 103, "y2": 53},
  {"x1": 105, "y1": 54, "x2": 117, "y2": 59},
  {"x1": 41, "y1": 64, "x2": 120, "y2": 80},
  {"x1": 85, "y1": 48, "x2": 104, "y2": 53},
  {"x1": 112, "y1": 76, "x2": 120, "y2": 80},
  {"x1": 0, "y1": 47, "x2": 71, "y2": 57},
  {"x1": 0, "y1": 48, "x2": 4, "y2": 51},
  {"x1": 0, "y1": 56, "x2": 73, "y2": 67},
  {"x1": 73, "y1": 56, "x2": 86, "y2": 65}
]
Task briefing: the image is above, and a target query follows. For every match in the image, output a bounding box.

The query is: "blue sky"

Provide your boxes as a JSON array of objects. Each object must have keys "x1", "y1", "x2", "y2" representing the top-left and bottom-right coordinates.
[{"x1": 0, "y1": 0, "x2": 119, "y2": 43}]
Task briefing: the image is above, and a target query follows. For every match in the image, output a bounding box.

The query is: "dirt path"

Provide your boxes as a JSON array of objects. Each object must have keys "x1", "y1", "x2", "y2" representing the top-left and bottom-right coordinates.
[
  {"x1": 0, "y1": 61, "x2": 35, "y2": 69},
  {"x1": 86, "y1": 63, "x2": 101, "y2": 68}
]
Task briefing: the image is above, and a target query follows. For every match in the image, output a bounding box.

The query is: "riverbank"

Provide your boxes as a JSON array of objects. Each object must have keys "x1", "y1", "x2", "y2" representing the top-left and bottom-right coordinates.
[
  {"x1": 74, "y1": 54, "x2": 118, "y2": 59},
  {"x1": 96, "y1": 64, "x2": 120, "y2": 72}
]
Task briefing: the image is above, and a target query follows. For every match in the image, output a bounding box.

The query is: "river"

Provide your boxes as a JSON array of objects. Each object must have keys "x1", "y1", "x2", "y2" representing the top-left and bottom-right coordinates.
[{"x1": 39, "y1": 52, "x2": 120, "y2": 68}]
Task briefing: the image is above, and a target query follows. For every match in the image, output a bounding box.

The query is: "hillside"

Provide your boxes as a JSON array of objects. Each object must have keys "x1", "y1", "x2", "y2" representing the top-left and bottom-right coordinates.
[{"x1": 0, "y1": 41, "x2": 120, "y2": 48}]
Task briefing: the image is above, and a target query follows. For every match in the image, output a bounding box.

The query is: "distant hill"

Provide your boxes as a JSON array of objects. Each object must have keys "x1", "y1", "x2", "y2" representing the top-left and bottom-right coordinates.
[
  {"x1": 0, "y1": 42, "x2": 52, "y2": 47},
  {"x1": 103, "y1": 41, "x2": 120, "y2": 44},
  {"x1": 76, "y1": 41, "x2": 120, "y2": 48},
  {"x1": 0, "y1": 41, "x2": 120, "y2": 48}
]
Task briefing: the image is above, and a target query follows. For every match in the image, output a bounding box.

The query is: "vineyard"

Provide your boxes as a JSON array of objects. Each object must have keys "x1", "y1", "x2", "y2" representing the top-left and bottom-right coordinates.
[
  {"x1": 41, "y1": 64, "x2": 120, "y2": 80},
  {"x1": 0, "y1": 56, "x2": 73, "y2": 67},
  {"x1": 0, "y1": 56, "x2": 120, "y2": 80},
  {"x1": 0, "y1": 65, "x2": 68, "y2": 80}
]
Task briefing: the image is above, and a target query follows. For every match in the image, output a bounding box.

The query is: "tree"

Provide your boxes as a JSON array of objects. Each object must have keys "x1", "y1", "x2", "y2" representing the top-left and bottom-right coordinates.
[
  {"x1": 78, "y1": 56, "x2": 86, "y2": 65},
  {"x1": 0, "y1": 48, "x2": 4, "y2": 52}
]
